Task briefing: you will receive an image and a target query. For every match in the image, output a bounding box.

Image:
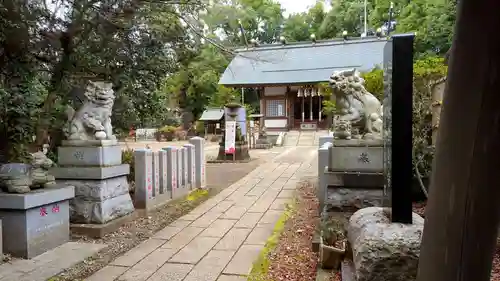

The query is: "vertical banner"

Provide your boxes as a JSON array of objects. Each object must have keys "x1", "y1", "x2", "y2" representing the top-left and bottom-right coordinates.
[{"x1": 225, "y1": 120, "x2": 236, "y2": 154}]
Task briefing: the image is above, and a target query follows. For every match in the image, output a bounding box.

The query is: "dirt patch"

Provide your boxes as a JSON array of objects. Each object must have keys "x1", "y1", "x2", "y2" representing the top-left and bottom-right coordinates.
[
  {"x1": 263, "y1": 181, "x2": 321, "y2": 281},
  {"x1": 49, "y1": 161, "x2": 261, "y2": 281}
]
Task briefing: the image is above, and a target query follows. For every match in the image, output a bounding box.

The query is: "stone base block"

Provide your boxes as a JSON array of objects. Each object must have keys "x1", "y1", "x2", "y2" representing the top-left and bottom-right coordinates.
[
  {"x1": 329, "y1": 140, "x2": 383, "y2": 173},
  {"x1": 320, "y1": 168, "x2": 384, "y2": 213},
  {"x1": 0, "y1": 185, "x2": 75, "y2": 258},
  {"x1": 347, "y1": 207, "x2": 424, "y2": 281},
  {"x1": 59, "y1": 176, "x2": 135, "y2": 224},
  {"x1": 71, "y1": 212, "x2": 137, "y2": 238},
  {"x1": 172, "y1": 186, "x2": 190, "y2": 200},
  {"x1": 50, "y1": 164, "x2": 129, "y2": 180},
  {"x1": 217, "y1": 144, "x2": 251, "y2": 161},
  {"x1": 62, "y1": 139, "x2": 118, "y2": 147},
  {"x1": 57, "y1": 145, "x2": 122, "y2": 166},
  {"x1": 325, "y1": 188, "x2": 384, "y2": 213},
  {"x1": 71, "y1": 193, "x2": 134, "y2": 224},
  {"x1": 59, "y1": 176, "x2": 130, "y2": 201}
]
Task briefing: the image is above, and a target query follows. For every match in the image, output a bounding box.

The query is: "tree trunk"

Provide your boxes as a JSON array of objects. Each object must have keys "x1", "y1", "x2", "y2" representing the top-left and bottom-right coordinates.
[
  {"x1": 33, "y1": 32, "x2": 73, "y2": 151},
  {"x1": 416, "y1": 0, "x2": 500, "y2": 280}
]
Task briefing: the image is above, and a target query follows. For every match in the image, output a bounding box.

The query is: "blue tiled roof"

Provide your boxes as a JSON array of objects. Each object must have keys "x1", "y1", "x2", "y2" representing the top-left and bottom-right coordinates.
[{"x1": 219, "y1": 37, "x2": 389, "y2": 86}]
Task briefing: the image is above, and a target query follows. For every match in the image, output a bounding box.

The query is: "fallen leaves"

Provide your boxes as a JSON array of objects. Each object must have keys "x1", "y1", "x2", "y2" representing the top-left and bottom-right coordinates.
[{"x1": 265, "y1": 182, "x2": 320, "y2": 281}]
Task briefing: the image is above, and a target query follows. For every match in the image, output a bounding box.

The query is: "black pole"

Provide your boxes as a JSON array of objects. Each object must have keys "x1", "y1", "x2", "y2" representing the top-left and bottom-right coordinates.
[{"x1": 388, "y1": 33, "x2": 415, "y2": 224}]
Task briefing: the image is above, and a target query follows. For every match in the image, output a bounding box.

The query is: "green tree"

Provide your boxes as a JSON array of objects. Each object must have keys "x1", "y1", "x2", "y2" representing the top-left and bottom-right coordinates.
[
  {"x1": 204, "y1": 0, "x2": 284, "y2": 45},
  {"x1": 281, "y1": 2, "x2": 326, "y2": 42},
  {"x1": 320, "y1": 0, "x2": 371, "y2": 38},
  {"x1": 397, "y1": 0, "x2": 456, "y2": 56}
]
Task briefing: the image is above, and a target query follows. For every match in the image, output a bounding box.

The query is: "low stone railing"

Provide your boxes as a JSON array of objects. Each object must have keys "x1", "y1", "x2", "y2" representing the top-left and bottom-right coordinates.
[{"x1": 133, "y1": 137, "x2": 206, "y2": 211}]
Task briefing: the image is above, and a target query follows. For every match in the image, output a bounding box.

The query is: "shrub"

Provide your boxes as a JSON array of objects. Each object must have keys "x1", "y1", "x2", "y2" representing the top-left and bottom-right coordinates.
[
  {"x1": 412, "y1": 56, "x2": 448, "y2": 182},
  {"x1": 195, "y1": 121, "x2": 205, "y2": 136},
  {"x1": 361, "y1": 68, "x2": 384, "y2": 101},
  {"x1": 159, "y1": 125, "x2": 176, "y2": 134},
  {"x1": 174, "y1": 127, "x2": 187, "y2": 140},
  {"x1": 122, "y1": 148, "x2": 135, "y2": 184}
]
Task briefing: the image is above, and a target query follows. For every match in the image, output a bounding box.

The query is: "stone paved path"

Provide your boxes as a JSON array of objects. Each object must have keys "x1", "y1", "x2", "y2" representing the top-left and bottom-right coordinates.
[{"x1": 87, "y1": 146, "x2": 318, "y2": 281}]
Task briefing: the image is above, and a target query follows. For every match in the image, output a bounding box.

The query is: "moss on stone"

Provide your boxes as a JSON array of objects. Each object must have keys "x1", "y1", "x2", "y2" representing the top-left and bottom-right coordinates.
[
  {"x1": 248, "y1": 199, "x2": 297, "y2": 281},
  {"x1": 186, "y1": 188, "x2": 209, "y2": 201}
]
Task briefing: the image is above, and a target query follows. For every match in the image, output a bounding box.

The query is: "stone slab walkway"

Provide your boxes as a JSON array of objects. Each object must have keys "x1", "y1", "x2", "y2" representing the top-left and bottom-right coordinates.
[
  {"x1": 87, "y1": 146, "x2": 318, "y2": 281},
  {"x1": 0, "y1": 242, "x2": 105, "y2": 281}
]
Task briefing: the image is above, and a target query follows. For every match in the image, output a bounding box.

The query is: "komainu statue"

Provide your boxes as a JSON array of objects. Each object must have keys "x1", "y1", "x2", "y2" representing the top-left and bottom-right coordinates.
[
  {"x1": 0, "y1": 151, "x2": 56, "y2": 193},
  {"x1": 64, "y1": 81, "x2": 116, "y2": 141},
  {"x1": 329, "y1": 69, "x2": 383, "y2": 140}
]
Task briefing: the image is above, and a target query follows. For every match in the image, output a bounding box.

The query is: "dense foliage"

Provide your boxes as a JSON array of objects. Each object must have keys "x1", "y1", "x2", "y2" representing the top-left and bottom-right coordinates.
[{"x1": 0, "y1": 0, "x2": 455, "y2": 163}]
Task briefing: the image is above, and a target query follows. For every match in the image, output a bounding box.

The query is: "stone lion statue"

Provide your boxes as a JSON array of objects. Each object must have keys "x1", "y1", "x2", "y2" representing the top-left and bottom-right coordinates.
[
  {"x1": 334, "y1": 119, "x2": 352, "y2": 140},
  {"x1": 0, "y1": 151, "x2": 56, "y2": 193},
  {"x1": 329, "y1": 69, "x2": 383, "y2": 140},
  {"x1": 64, "y1": 81, "x2": 116, "y2": 141}
]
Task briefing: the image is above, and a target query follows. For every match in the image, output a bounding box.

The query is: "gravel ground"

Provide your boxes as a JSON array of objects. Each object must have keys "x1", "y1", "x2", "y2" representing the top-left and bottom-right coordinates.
[{"x1": 264, "y1": 182, "x2": 324, "y2": 281}]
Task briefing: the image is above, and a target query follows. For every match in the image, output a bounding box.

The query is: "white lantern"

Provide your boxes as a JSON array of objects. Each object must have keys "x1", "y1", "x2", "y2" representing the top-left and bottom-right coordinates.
[
  {"x1": 311, "y1": 87, "x2": 317, "y2": 96},
  {"x1": 297, "y1": 87, "x2": 303, "y2": 97}
]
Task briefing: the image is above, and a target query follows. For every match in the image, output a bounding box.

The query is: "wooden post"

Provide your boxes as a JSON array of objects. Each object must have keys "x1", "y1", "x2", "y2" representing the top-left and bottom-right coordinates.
[{"x1": 416, "y1": 0, "x2": 500, "y2": 280}]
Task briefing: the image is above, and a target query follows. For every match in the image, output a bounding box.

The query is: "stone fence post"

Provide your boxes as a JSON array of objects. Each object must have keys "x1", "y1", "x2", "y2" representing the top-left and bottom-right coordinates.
[
  {"x1": 189, "y1": 137, "x2": 206, "y2": 189},
  {"x1": 135, "y1": 148, "x2": 185, "y2": 212},
  {"x1": 134, "y1": 149, "x2": 154, "y2": 210},
  {"x1": 318, "y1": 135, "x2": 334, "y2": 148},
  {"x1": 318, "y1": 142, "x2": 333, "y2": 213},
  {"x1": 183, "y1": 144, "x2": 196, "y2": 189}
]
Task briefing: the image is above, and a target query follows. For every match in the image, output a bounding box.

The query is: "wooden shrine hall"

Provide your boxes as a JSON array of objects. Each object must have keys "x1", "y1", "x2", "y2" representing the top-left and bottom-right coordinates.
[{"x1": 219, "y1": 36, "x2": 387, "y2": 131}]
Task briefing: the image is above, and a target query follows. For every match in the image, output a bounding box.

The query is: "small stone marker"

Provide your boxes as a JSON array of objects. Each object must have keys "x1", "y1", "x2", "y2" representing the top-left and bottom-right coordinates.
[
  {"x1": 183, "y1": 144, "x2": 196, "y2": 189},
  {"x1": 158, "y1": 150, "x2": 169, "y2": 194},
  {"x1": 153, "y1": 151, "x2": 160, "y2": 197},
  {"x1": 163, "y1": 147, "x2": 180, "y2": 198},
  {"x1": 177, "y1": 147, "x2": 183, "y2": 190},
  {"x1": 134, "y1": 149, "x2": 153, "y2": 209},
  {"x1": 318, "y1": 142, "x2": 332, "y2": 212},
  {"x1": 182, "y1": 147, "x2": 189, "y2": 189},
  {"x1": 189, "y1": 137, "x2": 206, "y2": 189}
]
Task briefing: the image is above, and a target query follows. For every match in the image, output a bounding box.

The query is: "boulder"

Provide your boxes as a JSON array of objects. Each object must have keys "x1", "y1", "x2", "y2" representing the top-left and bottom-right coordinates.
[{"x1": 347, "y1": 207, "x2": 424, "y2": 281}]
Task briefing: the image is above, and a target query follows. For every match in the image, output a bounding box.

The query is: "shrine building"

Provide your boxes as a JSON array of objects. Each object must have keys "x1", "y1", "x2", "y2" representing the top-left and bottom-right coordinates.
[{"x1": 219, "y1": 36, "x2": 387, "y2": 131}]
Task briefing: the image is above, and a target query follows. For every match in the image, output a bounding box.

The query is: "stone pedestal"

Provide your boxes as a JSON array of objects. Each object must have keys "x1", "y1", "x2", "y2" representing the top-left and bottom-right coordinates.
[
  {"x1": 0, "y1": 185, "x2": 75, "y2": 258},
  {"x1": 347, "y1": 207, "x2": 424, "y2": 281},
  {"x1": 328, "y1": 139, "x2": 384, "y2": 173},
  {"x1": 51, "y1": 142, "x2": 135, "y2": 224},
  {"x1": 217, "y1": 141, "x2": 251, "y2": 161},
  {"x1": 255, "y1": 134, "x2": 273, "y2": 149},
  {"x1": 323, "y1": 139, "x2": 385, "y2": 213}
]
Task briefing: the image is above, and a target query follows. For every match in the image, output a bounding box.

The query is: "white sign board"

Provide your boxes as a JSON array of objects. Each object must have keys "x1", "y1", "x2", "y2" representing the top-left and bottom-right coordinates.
[
  {"x1": 224, "y1": 121, "x2": 236, "y2": 154},
  {"x1": 249, "y1": 120, "x2": 255, "y2": 128}
]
